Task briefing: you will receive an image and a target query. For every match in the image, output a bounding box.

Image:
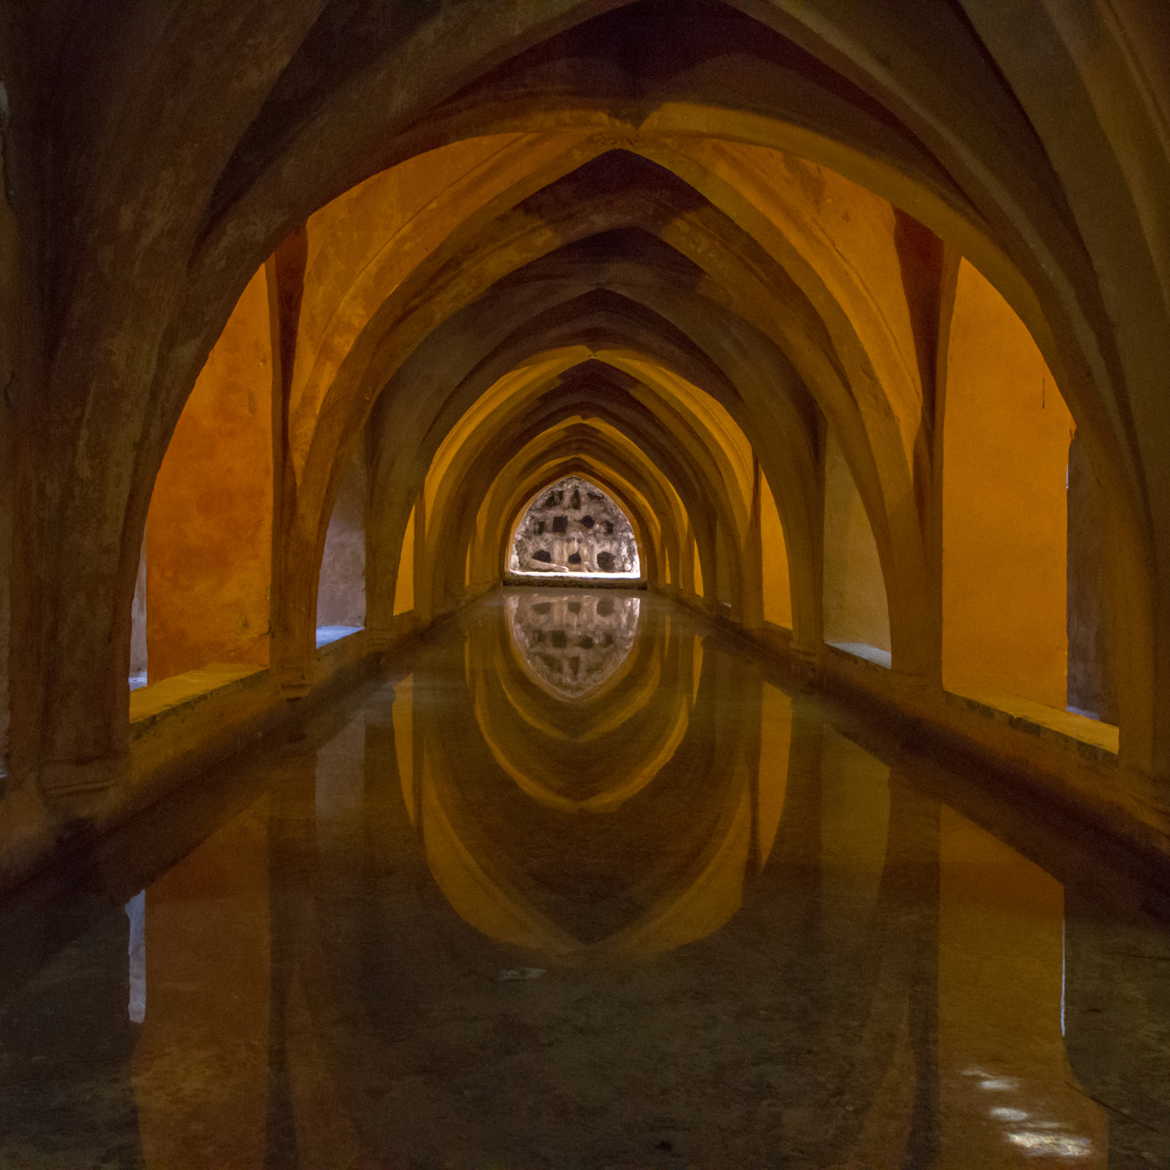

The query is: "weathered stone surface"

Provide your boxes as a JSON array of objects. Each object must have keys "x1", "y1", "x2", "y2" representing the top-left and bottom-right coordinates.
[
  {"x1": 1067, "y1": 431, "x2": 1117, "y2": 722},
  {"x1": 316, "y1": 439, "x2": 368, "y2": 629},
  {"x1": 510, "y1": 476, "x2": 639, "y2": 577}
]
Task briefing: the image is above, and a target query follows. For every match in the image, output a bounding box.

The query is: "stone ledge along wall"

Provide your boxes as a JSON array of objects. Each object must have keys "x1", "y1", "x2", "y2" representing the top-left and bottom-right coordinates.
[{"x1": 510, "y1": 476, "x2": 639, "y2": 575}]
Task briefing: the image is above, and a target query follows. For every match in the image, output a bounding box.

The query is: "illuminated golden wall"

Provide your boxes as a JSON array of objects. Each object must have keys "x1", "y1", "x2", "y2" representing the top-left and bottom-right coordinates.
[
  {"x1": 145, "y1": 268, "x2": 274, "y2": 683},
  {"x1": 10, "y1": 0, "x2": 1170, "y2": 879},
  {"x1": 942, "y1": 261, "x2": 1072, "y2": 708}
]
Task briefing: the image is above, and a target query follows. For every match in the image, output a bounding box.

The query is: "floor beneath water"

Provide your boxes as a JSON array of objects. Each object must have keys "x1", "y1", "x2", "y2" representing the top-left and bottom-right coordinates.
[{"x1": 1, "y1": 589, "x2": 1169, "y2": 1169}]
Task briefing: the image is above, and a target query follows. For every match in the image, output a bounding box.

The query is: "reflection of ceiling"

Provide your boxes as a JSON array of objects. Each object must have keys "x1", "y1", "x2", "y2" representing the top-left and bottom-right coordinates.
[
  {"x1": 506, "y1": 589, "x2": 641, "y2": 698},
  {"x1": 474, "y1": 590, "x2": 698, "y2": 813},
  {"x1": 416, "y1": 590, "x2": 773, "y2": 958},
  {"x1": 510, "y1": 475, "x2": 640, "y2": 577}
]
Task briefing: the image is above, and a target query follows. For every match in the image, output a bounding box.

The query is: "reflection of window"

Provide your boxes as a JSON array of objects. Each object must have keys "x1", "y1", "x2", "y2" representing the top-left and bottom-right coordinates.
[
  {"x1": 510, "y1": 476, "x2": 641, "y2": 578},
  {"x1": 506, "y1": 591, "x2": 642, "y2": 697}
]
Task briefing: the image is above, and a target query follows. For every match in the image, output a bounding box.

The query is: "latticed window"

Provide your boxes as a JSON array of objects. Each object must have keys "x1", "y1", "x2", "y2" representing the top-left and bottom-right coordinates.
[{"x1": 509, "y1": 475, "x2": 641, "y2": 577}]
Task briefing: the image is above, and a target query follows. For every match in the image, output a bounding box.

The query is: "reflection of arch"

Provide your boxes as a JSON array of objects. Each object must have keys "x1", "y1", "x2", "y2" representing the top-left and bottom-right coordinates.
[
  {"x1": 20, "y1": 0, "x2": 1170, "y2": 876},
  {"x1": 417, "y1": 598, "x2": 762, "y2": 957},
  {"x1": 298, "y1": 130, "x2": 1134, "y2": 746},
  {"x1": 491, "y1": 607, "x2": 697, "y2": 744},
  {"x1": 332, "y1": 163, "x2": 877, "y2": 654},
  {"x1": 469, "y1": 597, "x2": 696, "y2": 813},
  {"x1": 249, "y1": 650, "x2": 984, "y2": 1168}
]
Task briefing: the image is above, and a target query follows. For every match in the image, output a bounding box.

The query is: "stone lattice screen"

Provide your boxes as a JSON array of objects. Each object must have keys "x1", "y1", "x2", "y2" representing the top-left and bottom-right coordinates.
[{"x1": 509, "y1": 476, "x2": 640, "y2": 576}]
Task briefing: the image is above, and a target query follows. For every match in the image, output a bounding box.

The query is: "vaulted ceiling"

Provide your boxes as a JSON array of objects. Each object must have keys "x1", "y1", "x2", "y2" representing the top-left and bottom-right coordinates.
[{"x1": 7, "y1": 0, "x2": 1170, "y2": 800}]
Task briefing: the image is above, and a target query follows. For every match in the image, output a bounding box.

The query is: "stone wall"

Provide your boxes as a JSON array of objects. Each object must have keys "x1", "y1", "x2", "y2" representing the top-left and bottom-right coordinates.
[
  {"x1": 822, "y1": 429, "x2": 891, "y2": 651},
  {"x1": 510, "y1": 476, "x2": 639, "y2": 576},
  {"x1": 316, "y1": 440, "x2": 368, "y2": 629},
  {"x1": 1067, "y1": 432, "x2": 1117, "y2": 720}
]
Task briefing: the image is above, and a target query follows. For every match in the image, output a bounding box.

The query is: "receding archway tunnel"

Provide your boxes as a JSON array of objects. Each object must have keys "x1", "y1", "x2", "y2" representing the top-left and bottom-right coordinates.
[{"x1": 4, "y1": 3, "x2": 1170, "y2": 1164}]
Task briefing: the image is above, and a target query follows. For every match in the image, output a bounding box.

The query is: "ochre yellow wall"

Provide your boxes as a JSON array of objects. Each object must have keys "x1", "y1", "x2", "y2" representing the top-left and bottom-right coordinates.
[
  {"x1": 943, "y1": 261, "x2": 1072, "y2": 708},
  {"x1": 822, "y1": 429, "x2": 890, "y2": 651},
  {"x1": 394, "y1": 505, "x2": 416, "y2": 616},
  {"x1": 146, "y1": 268, "x2": 273, "y2": 682},
  {"x1": 288, "y1": 135, "x2": 579, "y2": 455},
  {"x1": 760, "y1": 473, "x2": 793, "y2": 629},
  {"x1": 687, "y1": 141, "x2": 929, "y2": 441}
]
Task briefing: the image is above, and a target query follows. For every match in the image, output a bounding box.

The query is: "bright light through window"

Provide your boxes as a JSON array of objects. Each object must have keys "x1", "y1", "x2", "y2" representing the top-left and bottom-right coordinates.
[{"x1": 509, "y1": 475, "x2": 641, "y2": 579}]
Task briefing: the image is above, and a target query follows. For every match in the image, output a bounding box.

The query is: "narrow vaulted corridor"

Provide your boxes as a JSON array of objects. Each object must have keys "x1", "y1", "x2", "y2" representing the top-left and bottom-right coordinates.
[
  {"x1": 6, "y1": 3, "x2": 1170, "y2": 1165},
  {"x1": 1, "y1": 591, "x2": 1168, "y2": 1169}
]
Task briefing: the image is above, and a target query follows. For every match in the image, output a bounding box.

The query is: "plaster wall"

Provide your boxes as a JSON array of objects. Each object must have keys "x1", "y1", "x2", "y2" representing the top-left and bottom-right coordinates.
[
  {"x1": 698, "y1": 142, "x2": 928, "y2": 431},
  {"x1": 510, "y1": 476, "x2": 638, "y2": 575},
  {"x1": 289, "y1": 134, "x2": 560, "y2": 455},
  {"x1": 130, "y1": 543, "x2": 147, "y2": 677},
  {"x1": 942, "y1": 261, "x2": 1072, "y2": 709},
  {"x1": 316, "y1": 440, "x2": 367, "y2": 629},
  {"x1": 1067, "y1": 432, "x2": 1117, "y2": 721},
  {"x1": 293, "y1": 134, "x2": 526, "y2": 384},
  {"x1": 822, "y1": 429, "x2": 890, "y2": 651},
  {"x1": 394, "y1": 506, "x2": 416, "y2": 615},
  {"x1": 760, "y1": 473, "x2": 792, "y2": 629},
  {"x1": 147, "y1": 268, "x2": 274, "y2": 683}
]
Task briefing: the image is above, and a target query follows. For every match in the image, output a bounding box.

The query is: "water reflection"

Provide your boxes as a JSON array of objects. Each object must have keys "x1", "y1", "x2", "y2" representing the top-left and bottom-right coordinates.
[
  {"x1": 0, "y1": 589, "x2": 1168, "y2": 1168},
  {"x1": 505, "y1": 589, "x2": 641, "y2": 698},
  {"x1": 435, "y1": 589, "x2": 745, "y2": 952}
]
